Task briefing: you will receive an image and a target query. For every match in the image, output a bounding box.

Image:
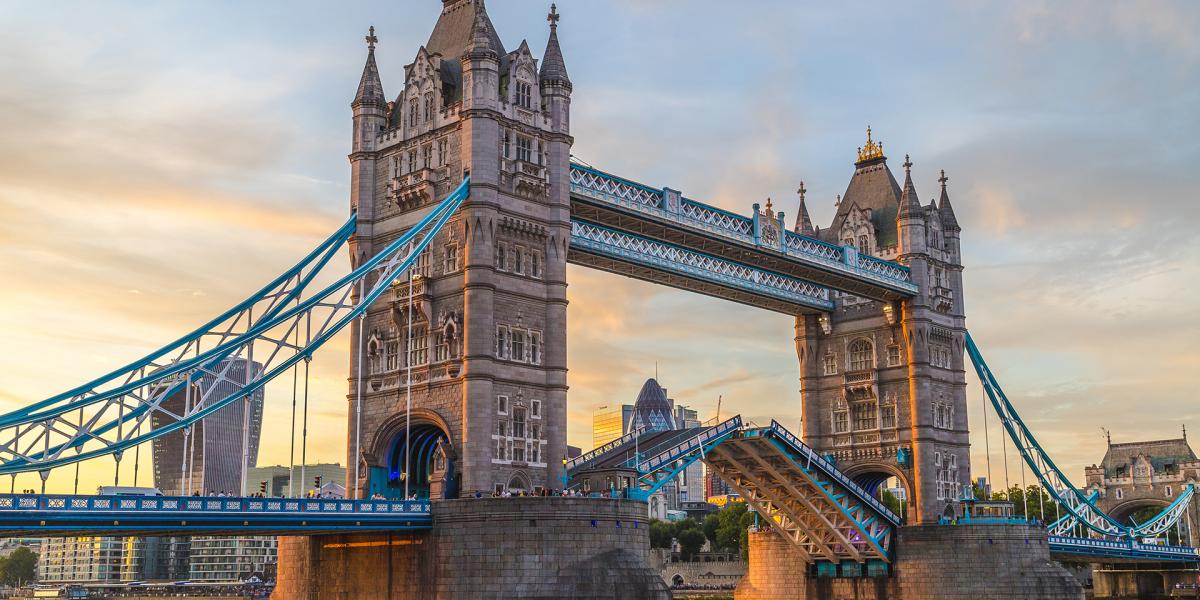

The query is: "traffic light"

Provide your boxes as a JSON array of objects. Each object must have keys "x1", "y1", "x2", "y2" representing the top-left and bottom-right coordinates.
[
  {"x1": 314, "y1": 476, "x2": 322, "y2": 490},
  {"x1": 258, "y1": 481, "x2": 267, "y2": 494}
]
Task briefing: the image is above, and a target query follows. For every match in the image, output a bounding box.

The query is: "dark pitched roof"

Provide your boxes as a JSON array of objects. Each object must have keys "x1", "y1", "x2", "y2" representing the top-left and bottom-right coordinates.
[
  {"x1": 1100, "y1": 438, "x2": 1198, "y2": 476},
  {"x1": 821, "y1": 156, "x2": 902, "y2": 247},
  {"x1": 794, "y1": 194, "x2": 815, "y2": 236},
  {"x1": 427, "y1": 0, "x2": 504, "y2": 62}
]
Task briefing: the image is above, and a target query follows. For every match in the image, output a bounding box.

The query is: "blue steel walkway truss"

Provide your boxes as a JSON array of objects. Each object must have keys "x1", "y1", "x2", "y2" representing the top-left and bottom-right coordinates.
[{"x1": 0, "y1": 493, "x2": 430, "y2": 537}]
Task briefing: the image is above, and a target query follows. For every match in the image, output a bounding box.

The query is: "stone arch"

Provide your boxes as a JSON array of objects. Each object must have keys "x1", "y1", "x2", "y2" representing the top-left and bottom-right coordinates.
[
  {"x1": 365, "y1": 408, "x2": 457, "y2": 500},
  {"x1": 1107, "y1": 497, "x2": 1170, "y2": 526},
  {"x1": 670, "y1": 574, "x2": 684, "y2": 588},
  {"x1": 843, "y1": 462, "x2": 913, "y2": 521},
  {"x1": 508, "y1": 470, "x2": 531, "y2": 493}
]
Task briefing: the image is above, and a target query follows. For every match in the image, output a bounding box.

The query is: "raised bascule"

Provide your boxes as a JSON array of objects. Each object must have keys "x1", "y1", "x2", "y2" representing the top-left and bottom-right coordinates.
[{"x1": 0, "y1": 2, "x2": 1193, "y2": 599}]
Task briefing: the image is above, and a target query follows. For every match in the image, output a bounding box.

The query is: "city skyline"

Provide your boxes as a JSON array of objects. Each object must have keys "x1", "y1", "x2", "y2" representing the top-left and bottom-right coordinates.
[{"x1": 0, "y1": 0, "x2": 1197, "y2": 495}]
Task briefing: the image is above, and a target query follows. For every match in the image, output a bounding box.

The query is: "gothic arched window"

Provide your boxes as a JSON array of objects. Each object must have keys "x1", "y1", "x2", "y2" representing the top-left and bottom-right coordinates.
[
  {"x1": 408, "y1": 98, "x2": 419, "y2": 127},
  {"x1": 848, "y1": 339, "x2": 874, "y2": 371},
  {"x1": 423, "y1": 93, "x2": 434, "y2": 121}
]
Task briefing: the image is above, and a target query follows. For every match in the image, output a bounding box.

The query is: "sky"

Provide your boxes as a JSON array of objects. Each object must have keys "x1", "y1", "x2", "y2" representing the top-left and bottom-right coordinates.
[{"x1": 0, "y1": 0, "x2": 1197, "y2": 495}]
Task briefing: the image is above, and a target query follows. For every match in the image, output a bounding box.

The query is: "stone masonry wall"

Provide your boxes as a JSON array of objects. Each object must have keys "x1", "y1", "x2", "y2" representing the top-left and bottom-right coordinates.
[
  {"x1": 272, "y1": 497, "x2": 669, "y2": 600},
  {"x1": 735, "y1": 524, "x2": 1084, "y2": 600}
]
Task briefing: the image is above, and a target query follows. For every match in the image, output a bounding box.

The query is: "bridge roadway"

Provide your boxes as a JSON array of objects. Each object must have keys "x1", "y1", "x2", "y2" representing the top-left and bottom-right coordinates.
[{"x1": 0, "y1": 493, "x2": 430, "y2": 537}]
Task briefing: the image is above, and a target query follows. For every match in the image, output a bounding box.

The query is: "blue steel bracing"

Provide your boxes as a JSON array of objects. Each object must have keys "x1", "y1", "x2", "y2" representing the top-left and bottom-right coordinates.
[
  {"x1": 765, "y1": 420, "x2": 902, "y2": 528},
  {"x1": 965, "y1": 332, "x2": 1194, "y2": 540},
  {"x1": 0, "y1": 179, "x2": 470, "y2": 475},
  {"x1": 633, "y1": 416, "x2": 742, "y2": 496},
  {"x1": 0, "y1": 216, "x2": 357, "y2": 427}
]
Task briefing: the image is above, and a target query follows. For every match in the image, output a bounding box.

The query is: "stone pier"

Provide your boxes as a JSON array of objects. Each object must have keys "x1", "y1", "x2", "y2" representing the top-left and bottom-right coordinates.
[
  {"x1": 736, "y1": 524, "x2": 1085, "y2": 600},
  {"x1": 273, "y1": 497, "x2": 670, "y2": 600}
]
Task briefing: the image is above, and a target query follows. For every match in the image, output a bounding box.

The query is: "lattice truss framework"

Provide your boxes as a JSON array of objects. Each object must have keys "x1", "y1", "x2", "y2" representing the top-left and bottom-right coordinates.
[
  {"x1": 570, "y1": 163, "x2": 914, "y2": 289},
  {"x1": 0, "y1": 179, "x2": 471, "y2": 477},
  {"x1": 704, "y1": 435, "x2": 894, "y2": 564},
  {"x1": 571, "y1": 220, "x2": 833, "y2": 310}
]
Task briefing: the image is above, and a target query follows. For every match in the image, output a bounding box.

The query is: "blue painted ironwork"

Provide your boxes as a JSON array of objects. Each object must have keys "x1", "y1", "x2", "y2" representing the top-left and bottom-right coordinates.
[
  {"x1": 570, "y1": 220, "x2": 834, "y2": 311},
  {"x1": 765, "y1": 421, "x2": 901, "y2": 529},
  {"x1": 701, "y1": 421, "x2": 896, "y2": 563},
  {"x1": 966, "y1": 332, "x2": 1194, "y2": 540},
  {"x1": 0, "y1": 179, "x2": 471, "y2": 475},
  {"x1": 632, "y1": 416, "x2": 743, "y2": 496},
  {"x1": 569, "y1": 163, "x2": 916, "y2": 294},
  {"x1": 0, "y1": 493, "x2": 430, "y2": 537},
  {"x1": 565, "y1": 425, "x2": 647, "y2": 473},
  {"x1": 1048, "y1": 535, "x2": 1200, "y2": 562}
]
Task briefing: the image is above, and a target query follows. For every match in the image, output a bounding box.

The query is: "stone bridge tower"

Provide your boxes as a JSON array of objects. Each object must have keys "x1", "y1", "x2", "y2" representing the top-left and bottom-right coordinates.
[
  {"x1": 795, "y1": 131, "x2": 969, "y2": 523},
  {"x1": 1085, "y1": 432, "x2": 1200, "y2": 545},
  {"x1": 346, "y1": 0, "x2": 572, "y2": 499}
]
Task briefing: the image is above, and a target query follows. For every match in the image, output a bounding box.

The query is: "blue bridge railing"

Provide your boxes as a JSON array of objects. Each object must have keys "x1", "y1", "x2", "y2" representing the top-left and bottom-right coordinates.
[{"x1": 1048, "y1": 535, "x2": 1200, "y2": 562}]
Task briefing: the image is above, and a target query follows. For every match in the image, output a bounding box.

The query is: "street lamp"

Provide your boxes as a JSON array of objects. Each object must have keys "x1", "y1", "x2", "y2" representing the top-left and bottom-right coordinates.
[{"x1": 561, "y1": 458, "x2": 569, "y2": 492}]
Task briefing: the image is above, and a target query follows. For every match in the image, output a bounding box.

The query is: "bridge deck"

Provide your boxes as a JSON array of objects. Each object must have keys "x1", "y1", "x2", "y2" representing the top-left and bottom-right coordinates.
[
  {"x1": 0, "y1": 494, "x2": 431, "y2": 537},
  {"x1": 569, "y1": 163, "x2": 917, "y2": 312}
]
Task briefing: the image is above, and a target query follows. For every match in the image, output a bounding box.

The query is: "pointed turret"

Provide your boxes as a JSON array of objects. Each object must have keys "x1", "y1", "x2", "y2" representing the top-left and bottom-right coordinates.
[
  {"x1": 794, "y1": 181, "x2": 815, "y2": 236},
  {"x1": 464, "y1": 0, "x2": 500, "y2": 60},
  {"x1": 937, "y1": 170, "x2": 960, "y2": 231},
  {"x1": 354, "y1": 26, "x2": 386, "y2": 107},
  {"x1": 896, "y1": 155, "x2": 924, "y2": 221},
  {"x1": 540, "y1": 4, "x2": 570, "y2": 86}
]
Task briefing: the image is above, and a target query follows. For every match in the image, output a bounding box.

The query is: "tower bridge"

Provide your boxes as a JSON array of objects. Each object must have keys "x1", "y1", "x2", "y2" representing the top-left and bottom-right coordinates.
[{"x1": 0, "y1": 2, "x2": 1192, "y2": 599}]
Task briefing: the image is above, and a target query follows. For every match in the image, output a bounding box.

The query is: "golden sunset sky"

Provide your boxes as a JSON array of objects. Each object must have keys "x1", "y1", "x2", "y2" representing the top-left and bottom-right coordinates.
[{"x1": 0, "y1": 1, "x2": 1197, "y2": 494}]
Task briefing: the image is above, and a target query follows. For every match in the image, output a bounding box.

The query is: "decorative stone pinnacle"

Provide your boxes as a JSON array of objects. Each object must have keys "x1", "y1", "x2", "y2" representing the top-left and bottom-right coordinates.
[
  {"x1": 939, "y1": 169, "x2": 948, "y2": 189},
  {"x1": 548, "y1": 3, "x2": 560, "y2": 29},
  {"x1": 365, "y1": 26, "x2": 378, "y2": 50},
  {"x1": 765, "y1": 197, "x2": 773, "y2": 212},
  {"x1": 797, "y1": 181, "x2": 806, "y2": 201},
  {"x1": 903, "y1": 154, "x2": 913, "y2": 173},
  {"x1": 856, "y1": 125, "x2": 884, "y2": 163}
]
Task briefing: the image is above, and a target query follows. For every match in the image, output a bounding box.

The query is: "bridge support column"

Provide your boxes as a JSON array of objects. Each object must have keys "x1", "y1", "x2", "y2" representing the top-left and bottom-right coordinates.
[
  {"x1": 735, "y1": 530, "x2": 810, "y2": 599},
  {"x1": 273, "y1": 498, "x2": 669, "y2": 600}
]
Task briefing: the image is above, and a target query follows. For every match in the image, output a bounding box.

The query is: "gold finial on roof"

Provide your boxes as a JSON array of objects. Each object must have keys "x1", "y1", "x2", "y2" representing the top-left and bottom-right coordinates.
[
  {"x1": 765, "y1": 197, "x2": 773, "y2": 212},
  {"x1": 856, "y1": 125, "x2": 885, "y2": 163}
]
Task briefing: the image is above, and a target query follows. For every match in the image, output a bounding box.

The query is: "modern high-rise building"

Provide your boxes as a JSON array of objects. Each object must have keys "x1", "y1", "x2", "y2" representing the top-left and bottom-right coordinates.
[
  {"x1": 189, "y1": 536, "x2": 277, "y2": 582},
  {"x1": 39, "y1": 359, "x2": 270, "y2": 586},
  {"x1": 151, "y1": 359, "x2": 265, "y2": 497},
  {"x1": 38, "y1": 537, "x2": 124, "y2": 584},
  {"x1": 592, "y1": 404, "x2": 635, "y2": 449}
]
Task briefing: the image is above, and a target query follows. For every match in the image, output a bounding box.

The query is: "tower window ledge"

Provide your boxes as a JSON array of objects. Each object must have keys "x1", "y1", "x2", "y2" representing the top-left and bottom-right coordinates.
[
  {"x1": 843, "y1": 370, "x2": 875, "y2": 386},
  {"x1": 932, "y1": 286, "x2": 954, "y2": 312}
]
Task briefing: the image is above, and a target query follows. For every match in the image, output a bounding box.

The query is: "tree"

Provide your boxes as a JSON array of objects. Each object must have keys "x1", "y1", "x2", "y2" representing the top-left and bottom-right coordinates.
[
  {"x1": 702, "y1": 513, "x2": 721, "y2": 548},
  {"x1": 0, "y1": 547, "x2": 36, "y2": 587},
  {"x1": 676, "y1": 527, "x2": 707, "y2": 561},
  {"x1": 649, "y1": 520, "x2": 674, "y2": 549},
  {"x1": 992, "y1": 485, "x2": 1054, "y2": 521}
]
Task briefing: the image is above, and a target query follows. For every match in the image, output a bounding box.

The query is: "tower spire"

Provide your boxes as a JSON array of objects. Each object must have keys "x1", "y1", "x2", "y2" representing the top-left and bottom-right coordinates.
[
  {"x1": 465, "y1": 0, "x2": 500, "y2": 59},
  {"x1": 540, "y1": 3, "x2": 571, "y2": 85},
  {"x1": 937, "y1": 169, "x2": 960, "y2": 231},
  {"x1": 794, "y1": 181, "x2": 815, "y2": 236},
  {"x1": 354, "y1": 25, "x2": 386, "y2": 107},
  {"x1": 897, "y1": 154, "x2": 923, "y2": 220}
]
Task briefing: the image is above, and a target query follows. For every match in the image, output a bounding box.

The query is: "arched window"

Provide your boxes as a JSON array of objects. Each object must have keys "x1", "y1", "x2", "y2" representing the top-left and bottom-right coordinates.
[
  {"x1": 423, "y1": 93, "x2": 434, "y2": 121},
  {"x1": 848, "y1": 339, "x2": 874, "y2": 371},
  {"x1": 408, "y1": 98, "x2": 419, "y2": 127},
  {"x1": 1115, "y1": 488, "x2": 1123, "y2": 500},
  {"x1": 858, "y1": 235, "x2": 870, "y2": 255},
  {"x1": 515, "y1": 80, "x2": 532, "y2": 109},
  {"x1": 1166, "y1": 486, "x2": 1173, "y2": 497}
]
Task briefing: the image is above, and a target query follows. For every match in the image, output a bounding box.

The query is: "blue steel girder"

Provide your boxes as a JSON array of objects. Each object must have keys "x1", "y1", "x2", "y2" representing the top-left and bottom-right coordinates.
[
  {"x1": 966, "y1": 332, "x2": 1195, "y2": 541},
  {"x1": 1048, "y1": 535, "x2": 1200, "y2": 564},
  {"x1": 569, "y1": 219, "x2": 834, "y2": 314},
  {"x1": 0, "y1": 494, "x2": 431, "y2": 538},
  {"x1": 634, "y1": 416, "x2": 743, "y2": 495},
  {"x1": 702, "y1": 424, "x2": 896, "y2": 564},
  {"x1": 568, "y1": 163, "x2": 917, "y2": 301}
]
